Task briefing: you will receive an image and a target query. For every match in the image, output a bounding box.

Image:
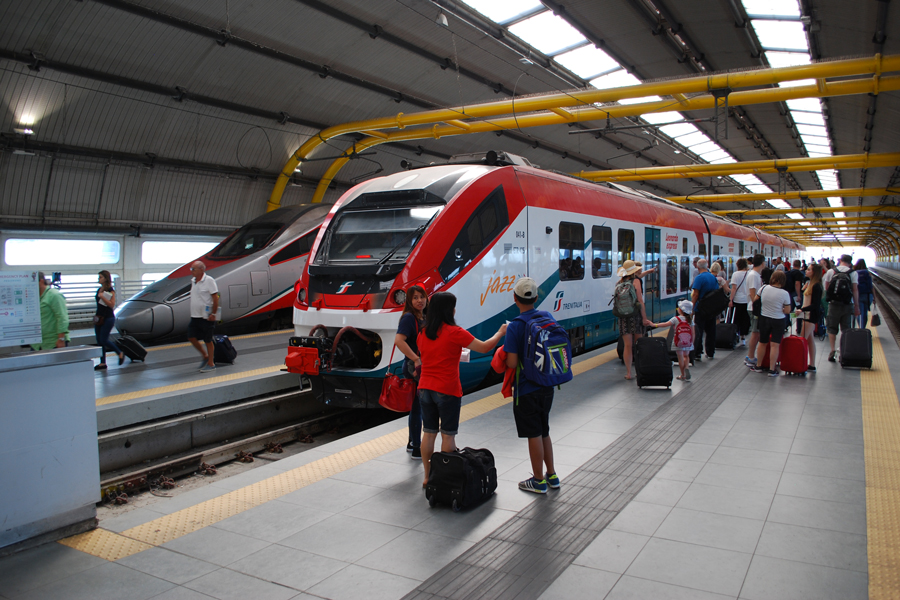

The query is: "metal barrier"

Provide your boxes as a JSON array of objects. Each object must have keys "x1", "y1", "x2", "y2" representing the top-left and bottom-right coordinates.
[{"x1": 56, "y1": 280, "x2": 150, "y2": 326}]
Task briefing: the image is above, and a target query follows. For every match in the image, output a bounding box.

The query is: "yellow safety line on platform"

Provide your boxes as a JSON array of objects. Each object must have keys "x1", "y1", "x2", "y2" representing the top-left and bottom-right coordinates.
[
  {"x1": 95, "y1": 365, "x2": 285, "y2": 406},
  {"x1": 861, "y1": 326, "x2": 900, "y2": 599},
  {"x1": 64, "y1": 346, "x2": 620, "y2": 561}
]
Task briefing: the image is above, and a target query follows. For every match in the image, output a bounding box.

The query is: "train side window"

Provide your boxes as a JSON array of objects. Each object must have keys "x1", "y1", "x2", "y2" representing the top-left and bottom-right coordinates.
[
  {"x1": 698, "y1": 243, "x2": 707, "y2": 257},
  {"x1": 438, "y1": 186, "x2": 509, "y2": 282},
  {"x1": 559, "y1": 222, "x2": 584, "y2": 281},
  {"x1": 682, "y1": 238, "x2": 688, "y2": 254},
  {"x1": 591, "y1": 225, "x2": 612, "y2": 278},
  {"x1": 618, "y1": 229, "x2": 634, "y2": 264},
  {"x1": 666, "y1": 256, "x2": 678, "y2": 294},
  {"x1": 269, "y1": 229, "x2": 319, "y2": 265},
  {"x1": 680, "y1": 257, "x2": 690, "y2": 292},
  {"x1": 713, "y1": 245, "x2": 720, "y2": 256}
]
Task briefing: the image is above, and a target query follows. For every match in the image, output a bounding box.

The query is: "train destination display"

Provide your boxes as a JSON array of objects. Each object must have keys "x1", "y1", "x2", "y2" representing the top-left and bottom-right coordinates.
[{"x1": 0, "y1": 271, "x2": 42, "y2": 348}]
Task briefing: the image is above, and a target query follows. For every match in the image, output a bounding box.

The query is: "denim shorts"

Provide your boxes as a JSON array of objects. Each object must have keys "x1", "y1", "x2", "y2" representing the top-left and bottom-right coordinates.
[{"x1": 418, "y1": 389, "x2": 460, "y2": 436}]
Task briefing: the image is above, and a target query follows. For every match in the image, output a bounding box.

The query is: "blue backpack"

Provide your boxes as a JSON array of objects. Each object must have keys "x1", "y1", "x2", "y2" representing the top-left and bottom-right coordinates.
[{"x1": 514, "y1": 311, "x2": 574, "y2": 389}]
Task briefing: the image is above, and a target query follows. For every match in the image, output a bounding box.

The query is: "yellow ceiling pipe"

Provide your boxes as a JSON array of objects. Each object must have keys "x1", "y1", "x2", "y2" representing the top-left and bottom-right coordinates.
[
  {"x1": 749, "y1": 216, "x2": 900, "y2": 227},
  {"x1": 579, "y1": 153, "x2": 900, "y2": 182},
  {"x1": 267, "y1": 54, "x2": 900, "y2": 209},
  {"x1": 304, "y1": 73, "x2": 900, "y2": 205},
  {"x1": 669, "y1": 186, "x2": 899, "y2": 204},
  {"x1": 713, "y1": 205, "x2": 900, "y2": 217}
]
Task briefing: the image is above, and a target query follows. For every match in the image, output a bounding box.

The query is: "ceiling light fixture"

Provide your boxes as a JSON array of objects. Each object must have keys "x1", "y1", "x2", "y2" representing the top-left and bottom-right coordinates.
[
  {"x1": 436, "y1": 11, "x2": 449, "y2": 27},
  {"x1": 13, "y1": 127, "x2": 33, "y2": 135}
]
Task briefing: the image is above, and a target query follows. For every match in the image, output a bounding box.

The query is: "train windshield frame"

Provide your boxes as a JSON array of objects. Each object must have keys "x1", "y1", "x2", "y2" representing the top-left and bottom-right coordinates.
[
  {"x1": 210, "y1": 223, "x2": 283, "y2": 258},
  {"x1": 317, "y1": 204, "x2": 443, "y2": 265}
]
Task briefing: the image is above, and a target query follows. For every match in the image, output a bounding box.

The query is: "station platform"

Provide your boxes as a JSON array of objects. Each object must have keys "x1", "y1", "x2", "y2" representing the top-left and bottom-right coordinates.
[
  {"x1": 2, "y1": 322, "x2": 899, "y2": 600},
  {"x1": 90, "y1": 330, "x2": 298, "y2": 431}
]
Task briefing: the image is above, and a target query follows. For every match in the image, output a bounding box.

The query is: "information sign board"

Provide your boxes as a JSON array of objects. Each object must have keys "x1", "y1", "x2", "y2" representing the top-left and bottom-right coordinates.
[{"x1": 0, "y1": 271, "x2": 42, "y2": 347}]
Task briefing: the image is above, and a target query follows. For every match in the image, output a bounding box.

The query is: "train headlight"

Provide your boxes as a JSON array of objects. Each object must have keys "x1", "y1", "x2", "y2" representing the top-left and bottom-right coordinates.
[
  {"x1": 393, "y1": 289, "x2": 406, "y2": 306},
  {"x1": 298, "y1": 288, "x2": 307, "y2": 303}
]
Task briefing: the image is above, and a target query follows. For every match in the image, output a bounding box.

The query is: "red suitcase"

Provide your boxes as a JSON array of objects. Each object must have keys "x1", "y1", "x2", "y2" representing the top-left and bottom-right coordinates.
[{"x1": 779, "y1": 335, "x2": 809, "y2": 375}]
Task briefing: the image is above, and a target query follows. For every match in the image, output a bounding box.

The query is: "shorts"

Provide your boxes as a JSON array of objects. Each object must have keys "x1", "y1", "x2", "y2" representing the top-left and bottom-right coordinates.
[
  {"x1": 826, "y1": 302, "x2": 853, "y2": 335},
  {"x1": 618, "y1": 312, "x2": 645, "y2": 336},
  {"x1": 758, "y1": 315, "x2": 785, "y2": 344},
  {"x1": 749, "y1": 314, "x2": 759, "y2": 334},
  {"x1": 513, "y1": 387, "x2": 554, "y2": 439},
  {"x1": 418, "y1": 389, "x2": 460, "y2": 436},
  {"x1": 188, "y1": 317, "x2": 215, "y2": 343}
]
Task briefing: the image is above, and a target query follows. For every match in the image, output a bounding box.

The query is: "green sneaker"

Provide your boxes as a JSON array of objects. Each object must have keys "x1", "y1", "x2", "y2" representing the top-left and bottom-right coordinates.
[
  {"x1": 545, "y1": 472, "x2": 561, "y2": 489},
  {"x1": 519, "y1": 477, "x2": 548, "y2": 494}
]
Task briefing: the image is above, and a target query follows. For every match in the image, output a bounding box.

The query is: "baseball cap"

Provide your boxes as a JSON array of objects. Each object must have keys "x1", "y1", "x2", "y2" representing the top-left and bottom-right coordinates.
[
  {"x1": 678, "y1": 300, "x2": 693, "y2": 315},
  {"x1": 513, "y1": 277, "x2": 538, "y2": 300}
]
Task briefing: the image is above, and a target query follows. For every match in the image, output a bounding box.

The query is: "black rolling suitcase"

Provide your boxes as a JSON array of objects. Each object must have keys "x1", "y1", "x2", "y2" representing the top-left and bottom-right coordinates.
[
  {"x1": 715, "y1": 307, "x2": 739, "y2": 350},
  {"x1": 840, "y1": 327, "x2": 872, "y2": 369},
  {"x1": 213, "y1": 335, "x2": 237, "y2": 364},
  {"x1": 117, "y1": 335, "x2": 147, "y2": 363},
  {"x1": 634, "y1": 336, "x2": 673, "y2": 389},
  {"x1": 425, "y1": 447, "x2": 497, "y2": 512}
]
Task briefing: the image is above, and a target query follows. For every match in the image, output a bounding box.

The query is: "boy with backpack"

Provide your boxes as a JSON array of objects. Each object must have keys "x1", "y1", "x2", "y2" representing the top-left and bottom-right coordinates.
[
  {"x1": 504, "y1": 277, "x2": 573, "y2": 494},
  {"x1": 824, "y1": 254, "x2": 860, "y2": 362}
]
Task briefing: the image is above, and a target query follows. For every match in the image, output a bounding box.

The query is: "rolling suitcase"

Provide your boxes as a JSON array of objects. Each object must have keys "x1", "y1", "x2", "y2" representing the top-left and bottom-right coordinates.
[
  {"x1": 634, "y1": 336, "x2": 673, "y2": 389},
  {"x1": 213, "y1": 335, "x2": 237, "y2": 364},
  {"x1": 117, "y1": 335, "x2": 147, "y2": 363},
  {"x1": 425, "y1": 447, "x2": 497, "y2": 512},
  {"x1": 840, "y1": 327, "x2": 873, "y2": 369},
  {"x1": 779, "y1": 335, "x2": 809, "y2": 375},
  {"x1": 715, "y1": 307, "x2": 739, "y2": 350}
]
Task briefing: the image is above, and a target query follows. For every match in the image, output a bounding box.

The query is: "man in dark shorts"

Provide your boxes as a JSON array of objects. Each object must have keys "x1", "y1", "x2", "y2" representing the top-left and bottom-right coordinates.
[
  {"x1": 504, "y1": 277, "x2": 560, "y2": 494},
  {"x1": 188, "y1": 261, "x2": 219, "y2": 373}
]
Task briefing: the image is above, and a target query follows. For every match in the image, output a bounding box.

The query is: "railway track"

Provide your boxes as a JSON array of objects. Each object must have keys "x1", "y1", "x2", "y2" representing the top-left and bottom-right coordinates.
[
  {"x1": 97, "y1": 388, "x2": 396, "y2": 503},
  {"x1": 869, "y1": 267, "x2": 900, "y2": 345}
]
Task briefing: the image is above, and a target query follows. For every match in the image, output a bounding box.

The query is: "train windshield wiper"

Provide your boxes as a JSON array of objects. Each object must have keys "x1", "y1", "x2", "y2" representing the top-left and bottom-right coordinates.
[{"x1": 377, "y1": 217, "x2": 435, "y2": 265}]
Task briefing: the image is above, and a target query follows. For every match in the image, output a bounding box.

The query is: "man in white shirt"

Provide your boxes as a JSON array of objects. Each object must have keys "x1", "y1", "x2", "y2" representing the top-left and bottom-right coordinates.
[
  {"x1": 188, "y1": 261, "x2": 220, "y2": 373},
  {"x1": 729, "y1": 258, "x2": 751, "y2": 345},
  {"x1": 743, "y1": 254, "x2": 766, "y2": 367},
  {"x1": 825, "y1": 254, "x2": 860, "y2": 362}
]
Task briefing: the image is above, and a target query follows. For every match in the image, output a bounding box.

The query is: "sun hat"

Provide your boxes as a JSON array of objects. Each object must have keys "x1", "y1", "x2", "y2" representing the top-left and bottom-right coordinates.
[
  {"x1": 616, "y1": 260, "x2": 641, "y2": 277},
  {"x1": 513, "y1": 277, "x2": 538, "y2": 300},
  {"x1": 678, "y1": 300, "x2": 693, "y2": 315}
]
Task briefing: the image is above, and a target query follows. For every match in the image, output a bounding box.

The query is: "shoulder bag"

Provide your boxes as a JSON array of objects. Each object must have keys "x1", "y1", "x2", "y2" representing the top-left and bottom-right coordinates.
[{"x1": 378, "y1": 342, "x2": 416, "y2": 412}]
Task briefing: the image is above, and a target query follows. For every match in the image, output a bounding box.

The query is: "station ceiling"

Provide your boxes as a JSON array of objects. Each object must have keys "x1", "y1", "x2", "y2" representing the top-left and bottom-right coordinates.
[{"x1": 0, "y1": 0, "x2": 898, "y2": 249}]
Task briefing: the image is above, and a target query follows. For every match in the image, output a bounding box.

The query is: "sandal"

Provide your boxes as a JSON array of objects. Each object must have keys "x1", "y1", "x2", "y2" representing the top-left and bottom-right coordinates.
[
  {"x1": 676, "y1": 375, "x2": 684, "y2": 380},
  {"x1": 624, "y1": 375, "x2": 633, "y2": 380}
]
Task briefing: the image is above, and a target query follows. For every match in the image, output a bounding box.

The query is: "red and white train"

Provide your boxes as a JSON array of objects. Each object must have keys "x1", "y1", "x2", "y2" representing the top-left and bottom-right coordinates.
[{"x1": 289, "y1": 152, "x2": 803, "y2": 407}]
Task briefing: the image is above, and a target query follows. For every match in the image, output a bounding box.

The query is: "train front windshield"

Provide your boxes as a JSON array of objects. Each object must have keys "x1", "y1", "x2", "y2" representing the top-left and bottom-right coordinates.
[{"x1": 322, "y1": 205, "x2": 442, "y2": 263}]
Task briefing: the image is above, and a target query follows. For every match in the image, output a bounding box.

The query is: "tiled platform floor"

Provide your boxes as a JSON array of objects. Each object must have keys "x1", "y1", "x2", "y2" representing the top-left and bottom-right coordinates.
[{"x1": 0, "y1": 329, "x2": 882, "y2": 600}]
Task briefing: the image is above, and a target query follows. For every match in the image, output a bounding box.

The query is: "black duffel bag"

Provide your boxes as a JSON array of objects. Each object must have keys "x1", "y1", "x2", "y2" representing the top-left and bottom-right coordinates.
[{"x1": 696, "y1": 286, "x2": 729, "y2": 319}]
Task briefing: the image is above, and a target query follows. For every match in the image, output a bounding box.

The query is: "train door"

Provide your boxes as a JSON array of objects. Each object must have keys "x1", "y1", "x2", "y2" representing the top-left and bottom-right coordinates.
[{"x1": 644, "y1": 227, "x2": 661, "y2": 323}]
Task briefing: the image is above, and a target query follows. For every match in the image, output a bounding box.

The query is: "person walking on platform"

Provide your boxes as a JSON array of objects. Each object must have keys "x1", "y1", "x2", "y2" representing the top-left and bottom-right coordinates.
[
  {"x1": 93, "y1": 270, "x2": 125, "y2": 370},
  {"x1": 31, "y1": 272, "x2": 70, "y2": 351},
  {"x1": 825, "y1": 254, "x2": 860, "y2": 362},
  {"x1": 187, "y1": 261, "x2": 220, "y2": 373},
  {"x1": 417, "y1": 292, "x2": 506, "y2": 488},
  {"x1": 394, "y1": 284, "x2": 427, "y2": 459},
  {"x1": 729, "y1": 258, "x2": 751, "y2": 346},
  {"x1": 799, "y1": 263, "x2": 824, "y2": 372},
  {"x1": 691, "y1": 259, "x2": 718, "y2": 360},
  {"x1": 744, "y1": 255, "x2": 766, "y2": 368},
  {"x1": 751, "y1": 270, "x2": 792, "y2": 377},
  {"x1": 854, "y1": 258, "x2": 873, "y2": 328},
  {"x1": 504, "y1": 277, "x2": 562, "y2": 494}
]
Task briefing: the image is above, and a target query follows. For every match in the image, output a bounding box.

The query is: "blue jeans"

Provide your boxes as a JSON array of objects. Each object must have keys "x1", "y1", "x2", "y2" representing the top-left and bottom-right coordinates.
[
  {"x1": 857, "y1": 293, "x2": 872, "y2": 328},
  {"x1": 95, "y1": 315, "x2": 121, "y2": 364},
  {"x1": 408, "y1": 389, "x2": 422, "y2": 448}
]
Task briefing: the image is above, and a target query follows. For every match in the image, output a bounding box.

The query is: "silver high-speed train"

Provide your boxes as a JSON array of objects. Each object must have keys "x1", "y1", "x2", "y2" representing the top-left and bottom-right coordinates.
[{"x1": 115, "y1": 204, "x2": 330, "y2": 343}]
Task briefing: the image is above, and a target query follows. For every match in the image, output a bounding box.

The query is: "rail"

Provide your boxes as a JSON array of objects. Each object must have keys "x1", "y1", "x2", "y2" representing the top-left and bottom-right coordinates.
[{"x1": 53, "y1": 279, "x2": 150, "y2": 326}]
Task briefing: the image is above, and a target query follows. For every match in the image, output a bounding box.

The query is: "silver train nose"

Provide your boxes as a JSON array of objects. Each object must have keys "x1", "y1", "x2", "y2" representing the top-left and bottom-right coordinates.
[{"x1": 115, "y1": 301, "x2": 174, "y2": 340}]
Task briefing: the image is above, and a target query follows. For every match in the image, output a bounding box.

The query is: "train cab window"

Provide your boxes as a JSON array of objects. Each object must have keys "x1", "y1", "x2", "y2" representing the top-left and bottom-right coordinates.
[
  {"x1": 698, "y1": 243, "x2": 707, "y2": 257},
  {"x1": 591, "y1": 226, "x2": 612, "y2": 278},
  {"x1": 680, "y1": 257, "x2": 690, "y2": 292},
  {"x1": 666, "y1": 256, "x2": 678, "y2": 294},
  {"x1": 559, "y1": 222, "x2": 584, "y2": 281},
  {"x1": 438, "y1": 186, "x2": 509, "y2": 282},
  {"x1": 618, "y1": 229, "x2": 634, "y2": 264},
  {"x1": 682, "y1": 238, "x2": 688, "y2": 254},
  {"x1": 269, "y1": 229, "x2": 319, "y2": 265}
]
